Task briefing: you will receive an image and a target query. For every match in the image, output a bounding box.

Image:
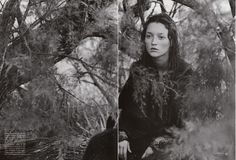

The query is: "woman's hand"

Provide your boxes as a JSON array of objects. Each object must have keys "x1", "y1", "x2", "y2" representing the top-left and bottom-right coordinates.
[
  {"x1": 118, "y1": 140, "x2": 132, "y2": 160},
  {"x1": 141, "y1": 146, "x2": 154, "y2": 159}
]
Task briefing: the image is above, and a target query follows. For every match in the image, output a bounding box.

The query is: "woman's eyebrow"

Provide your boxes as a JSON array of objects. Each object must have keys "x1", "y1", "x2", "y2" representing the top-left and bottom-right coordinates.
[
  {"x1": 146, "y1": 32, "x2": 153, "y2": 35},
  {"x1": 146, "y1": 32, "x2": 167, "y2": 36},
  {"x1": 147, "y1": 31, "x2": 165, "y2": 35}
]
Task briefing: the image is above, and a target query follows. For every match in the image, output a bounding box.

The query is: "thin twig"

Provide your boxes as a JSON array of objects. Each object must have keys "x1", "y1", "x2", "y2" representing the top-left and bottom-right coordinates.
[
  {"x1": 137, "y1": 0, "x2": 145, "y2": 26},
  {"x1": 20, "y1": 0, "x2": 31, "y2": 27},
  {"x1": 23, "y1": 37, "x2": 32, "y2": 55},
  {"x1": 80, "y1": 1, "x2": 95, "y2": 11},
  {"x1": 93, "y1": 73, "x2": 118, "y2": 88},
  {"x1": 75, "y1": 121, "x2": 91, "y2": 135},
  {"x1": 9, "y1": 0, "x2": 66, "y2": 45},
  {"x1": 60, "y1": 53, "x2": 117, "y2": 75},
  {"x1": 0, "y1": 1, "x2": 3, "y2": 12},
  {"x1": 52, "y1": 75, "x2": 95, "y2": 108},
  {"x1": 171, "y1": 4, "x2": 182, "y2": 17},
  {"x1": 80, "y1": 60, "x2": 115, "y2": 108},
  {"x1": 0, "y1": 46, "x2": 8, "y2": 75},
  {"x1": 169, "y1": 1, "x2": 176, "y2": 16},
  {"x1": 147, "y1": 2, "x2": 157, "y2": 20},
  {"x1": 169, "y1": 2, "x2": 177, "y2": 17}
]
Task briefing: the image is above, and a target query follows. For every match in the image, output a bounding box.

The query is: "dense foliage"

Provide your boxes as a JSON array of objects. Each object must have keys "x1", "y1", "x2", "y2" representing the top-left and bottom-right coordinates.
[
  {"x1": 0, "y1": 0, "x2": 117, "y2": 159},
  {"x1": 0, "y1": 0, "x2": 234, "y2": 159}
]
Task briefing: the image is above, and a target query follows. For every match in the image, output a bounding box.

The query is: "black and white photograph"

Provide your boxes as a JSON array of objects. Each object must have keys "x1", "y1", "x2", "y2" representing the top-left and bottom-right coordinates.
[{"x1": 0, "y1": 0, "x2": 235, "y2": 160}]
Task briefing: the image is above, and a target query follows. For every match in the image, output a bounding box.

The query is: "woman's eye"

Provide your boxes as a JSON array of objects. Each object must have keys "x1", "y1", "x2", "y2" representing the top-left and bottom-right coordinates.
[
  {"x1": 158, "y1": 36, "x2": 165, "y2": 39},
  {"x1": 145, "y1": 34, "x2": 152, "y2": 39}
]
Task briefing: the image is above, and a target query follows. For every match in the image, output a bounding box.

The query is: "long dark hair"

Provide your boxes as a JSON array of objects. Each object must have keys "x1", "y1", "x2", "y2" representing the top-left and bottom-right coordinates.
[{"x1": 140, "y1": 13, "x2": 179, "y2": 71}]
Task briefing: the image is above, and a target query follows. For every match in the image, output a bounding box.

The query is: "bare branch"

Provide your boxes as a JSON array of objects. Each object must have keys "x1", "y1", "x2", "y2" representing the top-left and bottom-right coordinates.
[
  {"x1": 23, "y1": 37, "x2": 32, "y2": 55},
  {"x1": 81, "y1": 79, "x2": 95, "y2": 85},
  {"x1": 9, "y1": 0, "x2": 66, "y2": 45},
  {"x1": 137, "y1": 0, "x2": 145, "y2": 26},
  {"x1": 53, "y1": 77, "x2": 84, "y2": 103},
  {"x1": 0, "y1": 0, "x2": 18, "y2": 50},
  {"x1": 147, "y1": 2, "x2": 157, "y2": 19},
  {"x1": 171, "y1": 0, "x2": 201, "y2": 10},
  {"x1": 169, "y1": 1, "x2": 176, "y2": 16},
  {"x1": 75, "y1": 121, "x2": 92, "y2": 135},
  {"x1": 80, "y1": 61, "x2": 116, "y2": 109},
  {"x1": 72, "y1": 62, "x2": 117, "y2": 88},
  {"x1": 169, "y1": 2, "x2": 180, "y2": 18},
  {"x1": 52, "y1": 74, "x2": 96, "y2": 109},
  {"x1": 159, "y1": 0, "x2": 166, "y2": 13},
  {"x1": 93, "y1": 74, "x2": 118, "y2": 88},
  {"x1": 0, "y1": 1, "x2": 3, "y2": 12},
  {"x1": 21, "y1": 0, "x2": 31, "y2": 27},
  {"x1": 0, "y1": 47, "x2": 8, "y2": 75},
  {"x1": 14, "y1": 1, "x2": 32, "y2": 56}
]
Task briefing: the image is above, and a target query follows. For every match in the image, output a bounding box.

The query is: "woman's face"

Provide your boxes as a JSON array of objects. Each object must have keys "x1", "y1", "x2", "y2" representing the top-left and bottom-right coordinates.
[{"x1": 144, "y1": 22, "x2": 170, "y2": 58}]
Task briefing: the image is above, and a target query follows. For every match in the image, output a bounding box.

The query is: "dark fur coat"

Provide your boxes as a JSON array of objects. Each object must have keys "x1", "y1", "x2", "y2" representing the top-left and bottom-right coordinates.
[{"x1": 119, "y1": 57, "x2": 192, "y2": 159}]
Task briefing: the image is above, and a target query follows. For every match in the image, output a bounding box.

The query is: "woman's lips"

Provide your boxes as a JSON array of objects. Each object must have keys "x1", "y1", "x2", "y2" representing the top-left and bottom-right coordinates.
[{"x1": 151, "y1": 48, "x2": 159, "y2": 51}]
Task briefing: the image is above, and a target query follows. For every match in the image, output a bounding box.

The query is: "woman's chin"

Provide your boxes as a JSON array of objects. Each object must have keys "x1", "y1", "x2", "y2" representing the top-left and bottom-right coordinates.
[{"x1": 149, "y1": 52, "x2": 163, "y2": 58}]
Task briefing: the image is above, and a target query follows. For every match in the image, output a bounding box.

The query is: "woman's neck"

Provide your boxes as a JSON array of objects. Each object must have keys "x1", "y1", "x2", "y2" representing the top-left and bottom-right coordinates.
[{"x1": 152, "y1": 52, "x2": 169, "y2": 71}]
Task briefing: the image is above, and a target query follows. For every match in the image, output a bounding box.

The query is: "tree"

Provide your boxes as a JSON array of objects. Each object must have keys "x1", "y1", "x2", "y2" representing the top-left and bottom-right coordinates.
[{"x1": 0, "y1": 0, "x2": 117, "y2": 159}]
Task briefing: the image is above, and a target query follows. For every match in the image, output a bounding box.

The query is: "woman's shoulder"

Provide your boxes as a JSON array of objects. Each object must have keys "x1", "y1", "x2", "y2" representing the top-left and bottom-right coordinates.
[{"x1": 129, "y1": 60, "x2": 148, "y2": 76}]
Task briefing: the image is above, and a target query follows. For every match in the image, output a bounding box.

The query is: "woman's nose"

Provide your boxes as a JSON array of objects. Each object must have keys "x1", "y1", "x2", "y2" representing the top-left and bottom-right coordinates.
[{"x1": 151, "y1": 37, "x2": 158, "y2": 45}]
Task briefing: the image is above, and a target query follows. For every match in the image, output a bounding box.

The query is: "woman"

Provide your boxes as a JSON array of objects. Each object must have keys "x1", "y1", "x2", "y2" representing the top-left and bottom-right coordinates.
[{"x1": 118, "y1": 13, "x2": 192, "y2": 160}]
